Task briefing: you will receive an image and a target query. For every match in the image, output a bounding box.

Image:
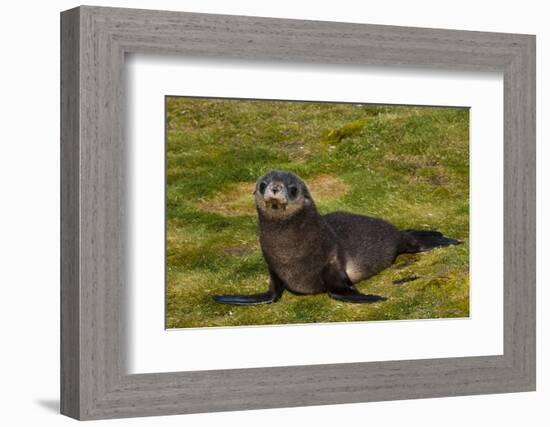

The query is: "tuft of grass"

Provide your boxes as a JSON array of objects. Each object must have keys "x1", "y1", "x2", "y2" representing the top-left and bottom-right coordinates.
[{"x1": 166, "y1": 97, "x2": 469, "y2": 329}]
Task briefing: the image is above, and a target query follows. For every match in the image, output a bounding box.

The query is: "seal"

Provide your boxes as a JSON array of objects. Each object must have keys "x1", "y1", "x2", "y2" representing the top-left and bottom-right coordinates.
[{"x1": 213, "y1": 170, "x2": 461, "y2": 305}]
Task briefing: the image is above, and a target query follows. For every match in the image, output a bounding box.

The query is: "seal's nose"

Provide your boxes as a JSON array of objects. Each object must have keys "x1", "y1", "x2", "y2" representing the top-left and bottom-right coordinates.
[
  {"x1": 263, "y1": 182, "x2": 288, "y2": 206},
  {"x1": 271, "y1": 184, "x2": 282, "y2": 194}
]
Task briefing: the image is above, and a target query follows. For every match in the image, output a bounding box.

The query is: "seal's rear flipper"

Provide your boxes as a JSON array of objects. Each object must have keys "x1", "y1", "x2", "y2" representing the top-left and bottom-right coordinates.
[
  {"x1": 328, "y1": 287, "x2": 386, "y2": 304},
  {"x1": 401, "y1": 229, "x2": 462, "y2": 253},
  {"x1": 213, "y1": 292, "x2": 278, "y2": 305}
]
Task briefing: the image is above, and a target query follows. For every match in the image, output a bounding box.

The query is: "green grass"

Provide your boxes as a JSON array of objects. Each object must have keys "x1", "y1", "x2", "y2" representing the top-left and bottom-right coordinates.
[{"x1": 166, "y1": 97, "x2": 469, "y2": 328}]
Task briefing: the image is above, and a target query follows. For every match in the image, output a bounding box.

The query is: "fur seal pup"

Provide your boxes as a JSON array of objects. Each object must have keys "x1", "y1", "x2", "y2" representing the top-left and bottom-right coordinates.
[{"x1": 213, "y1": 170, "x2": 460, "y2": 305}]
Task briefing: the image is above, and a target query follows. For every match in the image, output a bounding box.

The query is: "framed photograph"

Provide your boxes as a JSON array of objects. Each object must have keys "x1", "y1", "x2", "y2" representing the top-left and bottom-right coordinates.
[{"x1": 60, "y1": 5, "x2": 535, "y2": 420}]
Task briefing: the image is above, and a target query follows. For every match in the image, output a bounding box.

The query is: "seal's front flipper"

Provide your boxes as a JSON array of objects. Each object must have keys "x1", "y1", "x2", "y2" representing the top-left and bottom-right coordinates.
[
  {"x1": 328, "y1": 287, "x2": 387, "y2": 304},
  {"x1": 213, "y1": 267, "x2": 285, "y2": 305},
  {"x1": 323, "y1": 263, "x2": 386, "y2": 304},
  {"x1": 212, "y1": 292, "x2": 278, "y2": 305}
]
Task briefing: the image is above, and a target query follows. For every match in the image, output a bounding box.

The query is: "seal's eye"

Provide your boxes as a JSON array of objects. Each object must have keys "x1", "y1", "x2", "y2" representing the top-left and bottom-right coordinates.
[
  {"x1": 288, "y1": 186, "x2": 298, "y2": 199},
  {"x1": 259, "y1": 182, "x2": 267, "y2": 193}
]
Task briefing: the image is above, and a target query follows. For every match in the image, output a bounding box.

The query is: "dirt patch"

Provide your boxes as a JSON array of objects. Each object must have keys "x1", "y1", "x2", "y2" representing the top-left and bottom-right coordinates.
[
  {"x1": 196, "y1": 182, "x2": 256, "y2": 216},
  {"x1": 197, "y1": 174, "x2": 350, "y2": 217},
  {"x1": 307, "y1": 174, "x2": 350, "y2": 202}
]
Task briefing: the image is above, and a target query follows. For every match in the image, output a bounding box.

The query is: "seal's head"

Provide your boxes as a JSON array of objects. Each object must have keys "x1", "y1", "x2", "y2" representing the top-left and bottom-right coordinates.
[{"x1": 254, "y1": 170, "x2": 313, "y2": 220}]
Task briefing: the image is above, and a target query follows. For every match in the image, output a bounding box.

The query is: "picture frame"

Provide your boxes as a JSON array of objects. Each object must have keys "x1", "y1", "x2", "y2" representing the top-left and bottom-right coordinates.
[{"x1": 60, "y1": 5, "x2": 536, "y2": 420}]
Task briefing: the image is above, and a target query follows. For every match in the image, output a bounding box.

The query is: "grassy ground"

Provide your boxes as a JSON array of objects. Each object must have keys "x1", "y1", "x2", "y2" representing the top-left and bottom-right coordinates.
[{"x1": 166, "y1": 97, "x2": 469, "y2": 329}]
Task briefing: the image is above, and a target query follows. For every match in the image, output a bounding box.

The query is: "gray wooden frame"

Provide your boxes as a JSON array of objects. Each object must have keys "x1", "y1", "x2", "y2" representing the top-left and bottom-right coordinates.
[{"x1": 60, "y1": 5, "x2": 536, "y2": 421}]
